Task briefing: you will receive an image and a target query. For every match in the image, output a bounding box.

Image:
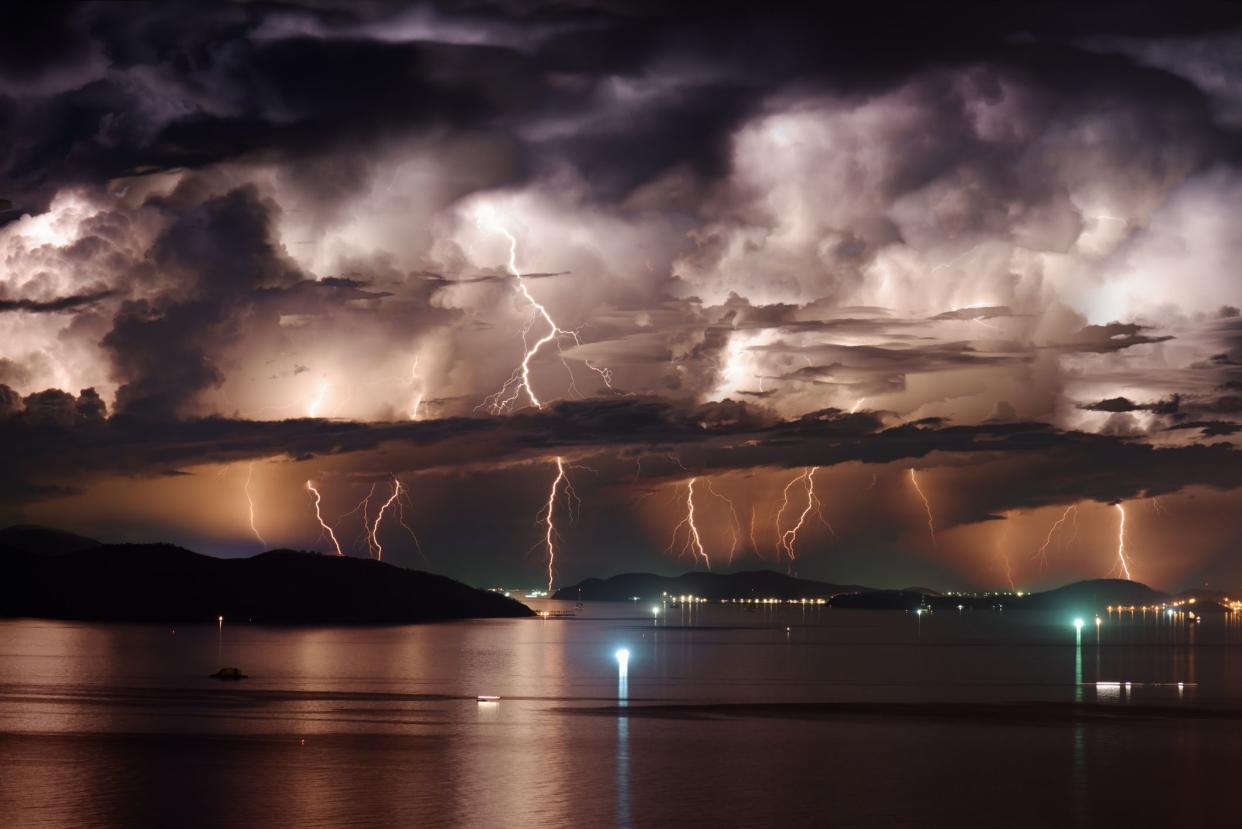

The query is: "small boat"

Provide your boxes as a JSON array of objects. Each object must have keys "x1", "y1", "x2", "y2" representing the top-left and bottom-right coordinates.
[{"x1": 210, "y1": 667, "x2": 248, "y2": 680}]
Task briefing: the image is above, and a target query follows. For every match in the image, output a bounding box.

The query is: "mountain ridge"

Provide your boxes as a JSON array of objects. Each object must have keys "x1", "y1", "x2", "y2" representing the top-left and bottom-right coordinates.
[{"x1": 0, "y1": 529, "x2": 532, "y2": 624}]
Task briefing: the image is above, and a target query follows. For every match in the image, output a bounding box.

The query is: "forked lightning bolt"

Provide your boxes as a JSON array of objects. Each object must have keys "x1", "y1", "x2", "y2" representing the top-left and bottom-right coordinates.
[
  {"x1": 306, "y1": 480, "x2": 344, "y2": 556},
  {"x1": 368, "y1": 477, "x2": 416, "y2": 562},
  {"x1": 667, "y1": 477, "x2": 710, "y2": 569},
  {"x1": 704, "y1": 480, "x2": 743, "y2": 564},
  {"x1": 775, "y1": 467, "x2": 831, "y2": 563},
  {"x1": 1032, "y1": 504, "x2": 1078, "y2": 570},
  {"x1": 477, "y1": 209, "x2": 613, "y2": 413},
  {"x1": 536, "y1": 457, "x2": 581, "y2": 593}
]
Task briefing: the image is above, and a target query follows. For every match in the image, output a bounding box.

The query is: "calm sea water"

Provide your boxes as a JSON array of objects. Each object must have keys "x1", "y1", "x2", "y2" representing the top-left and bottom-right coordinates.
[{"x1": 2, "y1": 602, "x2": 1241, "y2": 828}]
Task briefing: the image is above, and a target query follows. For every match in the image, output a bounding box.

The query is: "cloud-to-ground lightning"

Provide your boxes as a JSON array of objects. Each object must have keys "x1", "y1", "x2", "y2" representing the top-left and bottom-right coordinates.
[
  {"x1": 1032, "y1": 504, "x2": 1078, "y2": 570},
  {"x1": 748, "y1": 505, "x2": 761, "y2": 556},
  {"x1": 341, "y1": 483, "x2": 379, "y2": 555},
  {"x1": 477, "y1": 209, "x2": 612, "y2": 413},
  {"x1": 535, "y1": 457, "x2": 581, "y2": 593},
  {"x1": 775, "y1": 467, "x2": 831, "y2": 564},
  {"x1": 244, "y1": 462, "x2": 266, "y2": 549},
  {"x1": 667, "y1": 477, "x2": 710, "y2": 569},
  {"x1": 305, "y1": 480, "x2": 344, "y2": 556},
  {"x1": 1114, "y1": 503, "x2": 1135, "y2": 581},
  {"x1": 909, "y1": 468, "x2": 937, "y2": 546},
  {"x1": 997, "y1": 514, "x2": 1015, "y2": 591},
  {"x1": 704, "y1": 480, "x2": 743, "y2": 564},
  {"x1": 368, "y1": 477, "x2": 410, "y2": 562}
]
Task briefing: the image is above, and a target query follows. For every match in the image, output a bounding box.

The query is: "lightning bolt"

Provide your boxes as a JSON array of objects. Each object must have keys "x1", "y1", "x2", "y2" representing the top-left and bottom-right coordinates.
[
  {"x1": 775, "y1": 467, "x2": 831, "y2": 564},
  {"x1": 536, "y1": 457, "x2": 581, "y2": 593},
  {"x1": 667, "y1": 477, "x2": 710, "y2": 569},
  {"x1": 410, "y1": 356, "x2": 425, "y2": 420},
  {"x1": 703, "y1": 480, "x2": 743, "y2": 564},
  {"x1": 850, "y1": 397, "x2": 866, "y2": 414},
  {"x1": 1032, "y1": 505, "x2": 1078, "y2": 570},
  {"x1": 341, "y1": 483, "x2": 379, "y2": 556},
  {"x1": 477, "y1": 209, "x2": 612, "y2": 413},
  {"x1": 244, "y1": 462, "x2": 266, "y2": 549},
  {"x1": 305, "y1": 480, "x2": 344, "y2": 556},
  {"x1": 368, "y1": 477, "x2": 409, "y2": 562},
  {"x1": 308, "y1": 380, "x2": 329, "y2": 418},
  {"x1": 1114, "y1": 503, "x2": 1135, "y2": 581},
  {"x1": 748, "y1": 504, "x2": 761, "y2": 556},
  {"x1": 997, "y1": 514, "x2": 1015, "y2": 591},
  {"x1": 909, "y1": 468, "x2": 937, "y2": 546}
]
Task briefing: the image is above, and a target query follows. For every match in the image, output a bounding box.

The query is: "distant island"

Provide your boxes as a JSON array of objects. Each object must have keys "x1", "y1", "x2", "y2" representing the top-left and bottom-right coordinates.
[
  {"x1": 553, "y1": 570, "x2": 867, "y2": 602},
  {"x1": 554, "y1": 570, "x2": 1237, "y2": 615},
  {"x1": 0, "y1": 525, "x2": 533, "y2": 624}
]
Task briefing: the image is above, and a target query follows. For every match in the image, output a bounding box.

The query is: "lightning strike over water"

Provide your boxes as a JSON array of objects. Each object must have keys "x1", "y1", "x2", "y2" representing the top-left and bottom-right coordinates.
[
  {"x1": 1114, "y1": 503, "x2": 1135, "y2": 581},
  {"x1": 667, "y1": 477, "x2": 710, "y2": 569},
  {"x1": 1032, "y1": 505, "x2": 1079, "y2": 570},
  {"x1": 775, "y1": 467, "x2": 830, "y2": 564},
  {"x1": 243, "y1": 462, "x2": 266, "y2": 549},
  {"x1": 536, "y1": 457, "x2": 580, "y2": 593},
  {"x1": 305, "y1": 481, "x2": 344, "y2": 556},
  {"x1": 909, "y1": 468, "x2": 937, "y2": 546},
  {"x1": 476, "y1": 210, "x2": 611, "y2": 414}
]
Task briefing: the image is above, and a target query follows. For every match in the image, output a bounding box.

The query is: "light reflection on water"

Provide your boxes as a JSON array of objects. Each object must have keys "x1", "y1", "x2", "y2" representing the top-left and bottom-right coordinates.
[{"x1": 1, "y1": 603, "x2": 1241, "y2": 827}]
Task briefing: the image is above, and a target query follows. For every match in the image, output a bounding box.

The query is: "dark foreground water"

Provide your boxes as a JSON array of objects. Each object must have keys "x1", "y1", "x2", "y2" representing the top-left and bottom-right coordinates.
[{"x1": 2, "y1": 602, "x2": 1241, "y2": 828}]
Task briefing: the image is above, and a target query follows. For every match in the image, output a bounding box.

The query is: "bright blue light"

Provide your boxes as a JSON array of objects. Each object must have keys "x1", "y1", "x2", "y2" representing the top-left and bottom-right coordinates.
[
  {"x1": 1073, "y1": 618, "x2": 1084, "y2": 631},
  {"x1": 615, "y1": 648, "x2": 631, "y2": 665}
]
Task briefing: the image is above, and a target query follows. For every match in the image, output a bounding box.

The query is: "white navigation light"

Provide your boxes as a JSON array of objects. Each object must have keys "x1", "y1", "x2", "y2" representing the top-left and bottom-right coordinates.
[{"x1": 615, "y1": 648, "x2": 631, "y2": 676}]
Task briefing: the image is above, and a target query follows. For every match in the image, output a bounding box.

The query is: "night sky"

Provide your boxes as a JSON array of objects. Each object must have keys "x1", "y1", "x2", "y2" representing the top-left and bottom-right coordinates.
[{"x1": 3, "y1": 1, "x2": 1242, "y2": 591}]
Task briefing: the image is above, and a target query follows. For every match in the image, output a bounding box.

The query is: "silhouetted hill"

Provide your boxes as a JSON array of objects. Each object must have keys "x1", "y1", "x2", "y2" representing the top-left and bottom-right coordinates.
[
  {"x1": 552, "y1": 571, "x2": 866, "y2": 601},
  {"x1": 0, "y1": 525, "x2": 101, "y2": 556},
  {"x1": 555, "y1": 569, "x2": 1192, "y2": 613},
  {"x1": 0, "y1": 540, "x2": 532, "y2": 623},
  {"x1": 1020, "y1": 579, "x2": 1168, "y2": 610}
]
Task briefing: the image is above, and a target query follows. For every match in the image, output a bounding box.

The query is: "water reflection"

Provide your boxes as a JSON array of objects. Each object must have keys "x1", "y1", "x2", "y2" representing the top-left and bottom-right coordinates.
[
  {"x1": 616, "y1": 648, "x2": 630, "y2": 827},
  {"x1": 3, "y1": 607, "x2": 1242, "y2": 826}
]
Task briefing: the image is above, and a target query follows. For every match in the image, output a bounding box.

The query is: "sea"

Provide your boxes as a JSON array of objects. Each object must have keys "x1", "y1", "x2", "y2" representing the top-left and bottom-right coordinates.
[{"x1": 2, "y1": 600, "x2": 1240, "y2": 827}]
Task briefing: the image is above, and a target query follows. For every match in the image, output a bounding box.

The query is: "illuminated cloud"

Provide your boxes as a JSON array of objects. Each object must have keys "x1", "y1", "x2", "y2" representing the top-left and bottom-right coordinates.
[{"x1": 2, "y1": 2, "x2": 1242, "y2": 589}]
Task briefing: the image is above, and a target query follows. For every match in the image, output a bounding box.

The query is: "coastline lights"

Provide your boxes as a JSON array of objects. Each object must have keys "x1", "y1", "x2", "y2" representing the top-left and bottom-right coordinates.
[
  {"x1": 615, "y1": 648, "x2": 631, "y2": 678},
  {"x1": 1074, "y1": 618, "x2": 1084, "y2": 631}
]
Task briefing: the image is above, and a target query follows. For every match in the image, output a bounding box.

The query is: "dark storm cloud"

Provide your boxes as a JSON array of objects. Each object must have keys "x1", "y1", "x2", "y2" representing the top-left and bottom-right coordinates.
[
  {"x1": 1080, "y1": 395, "x2": 1180, "y2": 414},
  {"x1": 5, "y1": 0, "x2": 1242, "y2": 212},
  {"x1": 0, "y1": 289, "x2": 118, "y2": 313},
  {"x1": 1051, "y1": 323, "x2": 1176, "y2": 353},
  {"x1": 3, "y1": 392, "x2": 1241, "y2": 535},
  {"x1": 101, "y1": 183, "x2": 304, "y2": 416}
]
